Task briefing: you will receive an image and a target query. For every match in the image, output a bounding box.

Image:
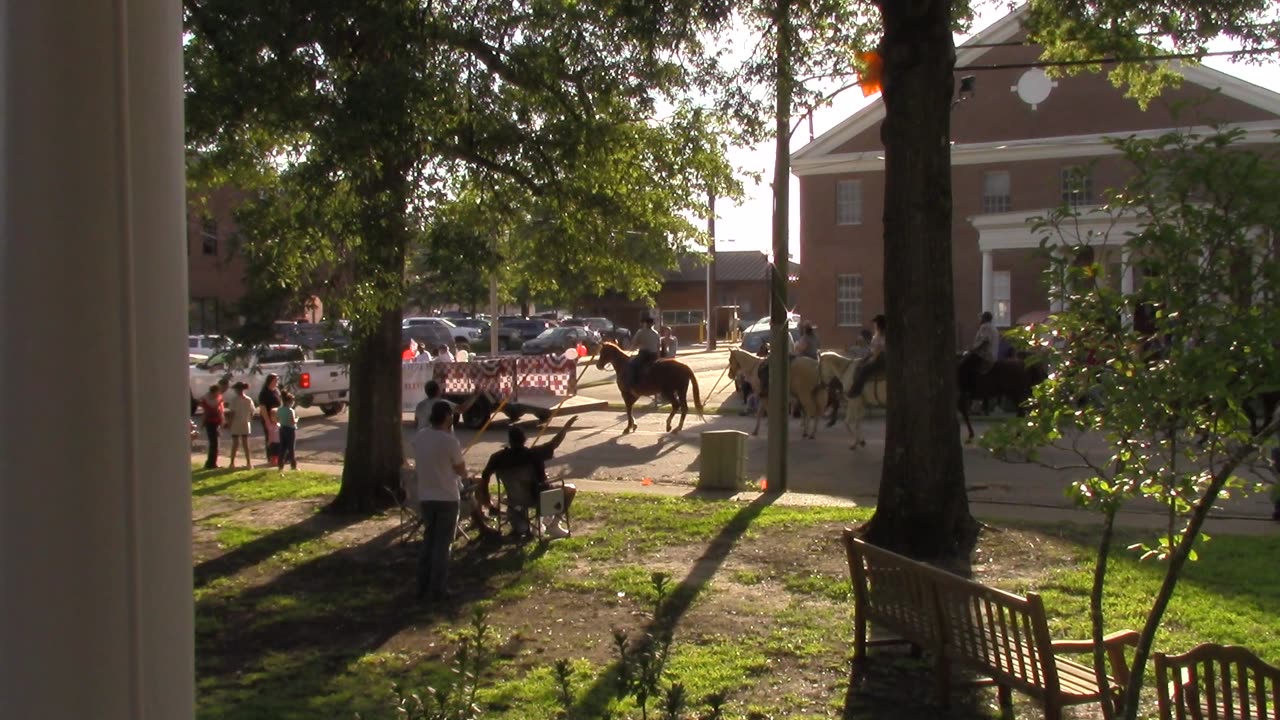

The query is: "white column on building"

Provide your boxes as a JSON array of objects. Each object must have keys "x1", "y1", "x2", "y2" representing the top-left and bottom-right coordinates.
[
  {"x1": 980, "y1": 250, "x2": 995, "y2": 314},
  {"x1": 1048, "y1": 245, "x2": 1066, "y2": 313},
  {"x1": 1120, "y1": 246, "x2": 1135, "y2": 296},
  {"x1": 1, "y1": 1, "x2": 193, "y2": 718}
]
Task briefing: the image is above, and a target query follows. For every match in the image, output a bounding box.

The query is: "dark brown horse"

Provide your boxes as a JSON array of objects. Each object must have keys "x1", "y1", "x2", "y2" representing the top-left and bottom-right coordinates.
[
  {"x1": 596, "y1": 342, "x2": 704, "y2": 434},
  {"x1": 957, "y1": 354, "x2": 1048, "y2": 442}
]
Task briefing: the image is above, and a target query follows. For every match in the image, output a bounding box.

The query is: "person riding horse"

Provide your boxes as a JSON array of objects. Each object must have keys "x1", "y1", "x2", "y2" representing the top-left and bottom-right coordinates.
[
  {"x1": 847, "y1": 314, "x2": 886, "y2": 398},
  {"x1": 629, "y1": 315, "x2": 661, "y2": 388},
  {"x1": 959, "y1": 311, "x2": 1000, "y2": 395},
  {"x1": 794, "y1": 322, "x2": 820, "y2": 360}
]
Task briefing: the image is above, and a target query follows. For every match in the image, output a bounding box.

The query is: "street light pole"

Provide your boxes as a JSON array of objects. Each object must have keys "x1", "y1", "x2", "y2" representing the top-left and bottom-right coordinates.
[{"x1": 707, "y1": 190, "x2": 717, "y2": 351}]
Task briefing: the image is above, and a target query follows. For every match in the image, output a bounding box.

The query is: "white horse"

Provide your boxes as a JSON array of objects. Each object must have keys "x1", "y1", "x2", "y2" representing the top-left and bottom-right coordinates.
[
  {"x1": 728, "y1": 348, "x2": 828, "y2": 439},
  {"x1": 817, "y1": 351, "x2": 887, "y2": 449}
]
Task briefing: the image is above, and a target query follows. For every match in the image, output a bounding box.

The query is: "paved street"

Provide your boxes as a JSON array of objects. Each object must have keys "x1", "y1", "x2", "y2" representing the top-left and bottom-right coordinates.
[{"x1": 196, "y1": 346, "x2": 1280, "y2": 534}]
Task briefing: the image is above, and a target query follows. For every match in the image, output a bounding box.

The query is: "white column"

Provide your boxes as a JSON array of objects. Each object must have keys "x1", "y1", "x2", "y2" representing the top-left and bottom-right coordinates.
[
  {"x1": 980, "y1": 250, "x2": 995, "y2": 314},
  {"x1": 1049, "y1": 246, "x2": 1066, "y2": 313},
  {"x1": 1, "y1": 1, "x2": 193, "y2": 719},
  {"x1": 1120, "y1": 247, "x2": 1135, "y2": 296}
]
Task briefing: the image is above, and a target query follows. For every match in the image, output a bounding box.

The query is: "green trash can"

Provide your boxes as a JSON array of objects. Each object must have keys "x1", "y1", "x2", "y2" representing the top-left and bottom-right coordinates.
[{"x1": 698, "y1": 430, "x2": 746, "y2": 490}]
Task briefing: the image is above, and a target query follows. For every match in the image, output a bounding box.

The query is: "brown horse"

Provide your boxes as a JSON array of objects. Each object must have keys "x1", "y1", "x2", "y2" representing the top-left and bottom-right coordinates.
[
  {"x1": 596, "y1": 342, "x2": 704, "y2": 434},
  {"x1": 957, "y1": 354, "x2": 1048, "y2": 442}
]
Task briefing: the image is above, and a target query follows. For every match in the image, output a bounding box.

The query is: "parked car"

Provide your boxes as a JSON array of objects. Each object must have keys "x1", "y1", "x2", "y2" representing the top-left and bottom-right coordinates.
[
  {"x1": 402, "y1": 325, "x2": 456, "y2": 355},
  {"x1": 505, "y1": 318, "x2": 557, "y2": 342},
  {"x1": 562, "y1": 317, "x2": 630, "y2": 345},
  {"x1": 475, "y1": 324, "x2": 523, "y2": 352},
  {"x1": 189, "y1": 344, "x2": 349, "y2": 416},
  {"x1": 285, "y1": 322, "x2": 351, "y2": 349},
  {"x1": 453, "y1": 317, "x2": 489, "y2": 332},
  {"x1": 740, "y1": 316, "x2": 800, "y2": 353},
  {"x1": 520, "y1": 326, "x2": 602, "y2": 355},
  {"x1": 188, "y1": 334, "x2": 229, "y2": 363},
  {"x1": 402, "y1": 316, "x2": 479, "y2": 348}
]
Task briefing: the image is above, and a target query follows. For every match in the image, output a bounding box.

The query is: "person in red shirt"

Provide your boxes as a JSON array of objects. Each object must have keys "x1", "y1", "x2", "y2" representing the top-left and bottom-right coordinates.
[{"x1": 198, "y1": 384, "x2": 226, "y2": 469}]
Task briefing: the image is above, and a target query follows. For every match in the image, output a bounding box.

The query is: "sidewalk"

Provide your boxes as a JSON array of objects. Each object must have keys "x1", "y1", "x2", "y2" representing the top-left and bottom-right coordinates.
[{"x1": 198, "y1": 453, "x2": 1280, "y2": 536}]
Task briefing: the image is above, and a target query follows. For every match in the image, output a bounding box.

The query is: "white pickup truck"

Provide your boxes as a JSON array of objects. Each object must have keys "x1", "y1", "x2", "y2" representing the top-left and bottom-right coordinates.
[{"x1": 188, "y1": 344, "x2": 350, "y2": 416}]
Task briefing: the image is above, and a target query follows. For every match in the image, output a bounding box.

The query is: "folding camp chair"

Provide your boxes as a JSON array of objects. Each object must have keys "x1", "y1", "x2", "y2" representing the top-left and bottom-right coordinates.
[
  {"x1": 392, "y1": 467, "x2": 471, "y2": 546},
  {"x1": 496, "y1": 466, "x2": 570, "y2": 541}
]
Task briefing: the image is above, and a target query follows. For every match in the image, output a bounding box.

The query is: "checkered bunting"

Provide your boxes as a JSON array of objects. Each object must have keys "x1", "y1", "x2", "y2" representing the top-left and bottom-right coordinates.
[{"x1": 433, "y1": 355, "x2": 576, "y2": 398}]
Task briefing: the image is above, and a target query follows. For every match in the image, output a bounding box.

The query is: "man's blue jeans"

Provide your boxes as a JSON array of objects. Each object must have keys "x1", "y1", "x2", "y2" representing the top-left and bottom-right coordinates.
[{"x1": 417, "y1": 500, "x2": 459, "y2": 599}]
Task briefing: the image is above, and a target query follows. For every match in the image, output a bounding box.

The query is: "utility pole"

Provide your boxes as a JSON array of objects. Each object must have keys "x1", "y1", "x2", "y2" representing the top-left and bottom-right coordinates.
[
  {"x1": 767, "y1": 0, "x2": 792, "y2": 492},
  {"x1": 707, "y1": 190, "x2": 717, "y2": 351}
]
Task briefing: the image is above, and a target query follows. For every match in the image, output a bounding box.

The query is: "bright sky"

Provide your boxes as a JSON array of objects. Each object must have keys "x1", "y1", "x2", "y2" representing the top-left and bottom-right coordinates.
[{"x1": 714, "y1": 7, "x2": 1280, "y2": 262}]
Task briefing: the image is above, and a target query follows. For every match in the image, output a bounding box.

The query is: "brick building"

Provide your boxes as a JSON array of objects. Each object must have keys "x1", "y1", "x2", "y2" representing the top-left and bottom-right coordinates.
[
  {"x1": 580, "y1": 250, "x2": 801, "y2": 343},
  {"x1": 791, "y1": 8, "x2": 1280, "y2": 351},
  {"x1": 186, "y1": 187, "x2": 249, "y2": 334}
]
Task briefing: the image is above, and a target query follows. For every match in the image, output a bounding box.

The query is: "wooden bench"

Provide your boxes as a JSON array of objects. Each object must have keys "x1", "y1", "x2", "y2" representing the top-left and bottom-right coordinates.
[
  {"x1": 843, "y1": 530, "x2": 1139, "y2": 719},
  {"x1": 1155, "y1": 643, "x2": 1280, "y2": 719}
]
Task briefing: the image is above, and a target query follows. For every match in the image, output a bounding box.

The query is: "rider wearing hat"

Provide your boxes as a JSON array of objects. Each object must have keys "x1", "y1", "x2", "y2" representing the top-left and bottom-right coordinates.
[{"x1": 629, "y1": 315, "x2": 661, "y2": 387}]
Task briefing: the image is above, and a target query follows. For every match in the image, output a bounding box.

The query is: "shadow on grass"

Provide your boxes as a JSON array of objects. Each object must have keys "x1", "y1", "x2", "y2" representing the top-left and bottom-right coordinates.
[
  {"x1": 194, "y1": 511, "x2": 362, "y2": 588},
  {"x1": 567, "y1": 491, "x2": 778, "y2": 715},
  {"x1": 196, "y1": 520, "x2": 556, "y2": 719}
]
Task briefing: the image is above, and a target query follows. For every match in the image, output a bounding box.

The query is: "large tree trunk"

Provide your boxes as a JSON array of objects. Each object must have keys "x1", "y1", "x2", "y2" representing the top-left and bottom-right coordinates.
[
  {"x1": 861, "y1": 0, "x2": 977, "y2": 559},
  {"x1": 330, "y1": 304, "x2": 406, "y2": 512}
]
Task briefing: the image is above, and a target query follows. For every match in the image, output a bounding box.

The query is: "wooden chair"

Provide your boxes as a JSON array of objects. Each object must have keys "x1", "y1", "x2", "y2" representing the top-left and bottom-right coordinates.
[{"x1": 1156, "y1": 643, "x2": 1280, "y2": 720}]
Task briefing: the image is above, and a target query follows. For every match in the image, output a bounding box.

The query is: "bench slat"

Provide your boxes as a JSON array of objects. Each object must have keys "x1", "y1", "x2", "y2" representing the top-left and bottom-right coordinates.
[{"x1": 843, "y1": 531, "x2": 1136, "y2": 719}]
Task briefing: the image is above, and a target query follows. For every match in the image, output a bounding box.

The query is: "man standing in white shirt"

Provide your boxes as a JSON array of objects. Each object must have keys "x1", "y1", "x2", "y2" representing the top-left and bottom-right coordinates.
[{"x1": 411, "y1": 400, "x2": 466, "y2": 603}]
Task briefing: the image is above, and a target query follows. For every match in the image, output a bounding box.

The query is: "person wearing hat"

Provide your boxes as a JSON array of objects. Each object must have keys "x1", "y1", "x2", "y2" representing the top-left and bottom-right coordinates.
[
  {"x1": 629, "y1": 315, "x2": 661, "y2": 388},
  {"x1": 225, "y1": 381, "x2": 257, "y2": 468},
  {"x1": 794, "y1": 321, "x2": 820, "y2": 360},
  {"x1": 479, "y1": 416, "x2": 579, "y2": 538}
]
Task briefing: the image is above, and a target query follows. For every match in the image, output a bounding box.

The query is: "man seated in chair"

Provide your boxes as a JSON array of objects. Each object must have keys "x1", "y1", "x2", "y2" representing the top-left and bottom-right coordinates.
[{"x1": 480, "y1": 416, "x2": 579, "y2": 538}]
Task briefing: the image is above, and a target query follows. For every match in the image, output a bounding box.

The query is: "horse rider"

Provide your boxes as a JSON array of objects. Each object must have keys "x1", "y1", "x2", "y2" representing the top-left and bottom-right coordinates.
[
  {"x1": 794, "y1": 321, "x2": 820, "y2": 360},
  {"x1": 848, "y1": 314, "x2": 886, "y2": 398},
  {"x1": 629, "y1": 315, "x2": 661, "y2": 387},
  {"x1": 959, "y1": 311, "x2": 1000, "y2": 395}
]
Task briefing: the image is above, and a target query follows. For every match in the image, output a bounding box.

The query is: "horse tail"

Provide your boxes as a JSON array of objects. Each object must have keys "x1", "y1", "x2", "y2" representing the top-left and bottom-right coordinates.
[{"x1": 689, "y1": 367, "x2": 705, "y2": 420}]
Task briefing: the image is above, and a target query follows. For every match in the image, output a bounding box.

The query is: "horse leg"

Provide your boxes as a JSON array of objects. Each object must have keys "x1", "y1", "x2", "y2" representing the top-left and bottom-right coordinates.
[
  {"x1": 675, "y1": 394, "x2": 688, "y2": 434},
  {"x1": 624, "y1": 395, "x2": 638, "y2": 434},
  {"x1": 753, "y1": 395, "x2": 764, "y2": 436},
  {"x1": 665, "y1": 394, "x2": 677, "y2": 432},
  {"x1": 848, "y1": 398, "x2": 865, "y2": 449},
  {"x1": 959, "y1": 395, "x2": 974, "y2": 443}
]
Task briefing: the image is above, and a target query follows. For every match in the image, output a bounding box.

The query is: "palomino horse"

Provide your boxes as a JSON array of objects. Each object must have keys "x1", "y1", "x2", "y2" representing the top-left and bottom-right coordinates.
[
  {"x1": 817, "y1": 351, "x2": 886, "y2": 449},
  {"x1": 596, "y1": 342, "x2": 704, "y2": 434},
  {"x1": 956, "y1": 354, "x2": 1047, "y2": 442},
  {"x1": 728, "y1": 348, "x2": 827, "y2": 439}
]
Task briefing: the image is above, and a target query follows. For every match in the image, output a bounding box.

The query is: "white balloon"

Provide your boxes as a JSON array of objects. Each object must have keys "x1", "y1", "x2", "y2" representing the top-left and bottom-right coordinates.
[{"x1": 563, "y1": 347, "x2": 579, "y2": 360}]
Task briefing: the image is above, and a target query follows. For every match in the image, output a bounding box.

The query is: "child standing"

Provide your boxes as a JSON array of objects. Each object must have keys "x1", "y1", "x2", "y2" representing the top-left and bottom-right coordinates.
[
  {"x1": 277, "y1": 391, "x2": 299, "y2": 472},
  {"x1": 226, "y1": 382, "x2": 256, "y2": 469},
  {"x1": 198, "y1": 384, "x2": 225, "y2": 469}
]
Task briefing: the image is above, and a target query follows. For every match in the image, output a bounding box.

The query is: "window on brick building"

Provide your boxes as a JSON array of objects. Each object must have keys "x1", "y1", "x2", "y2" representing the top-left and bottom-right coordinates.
[
  {"x1": 661, "y1": 309, "x2": 704, "y2": 326},
  {"x1": 982, "y1": 171, "x2": 1011, "y2": 213},
  {"x1": 992, "y1": 271, "x2": 1012, "y2": 327},
  {"x1": 835, "y1": 179, "x2": 862, "y2": 225},
  {"x1": 1060, "y1": 166, "x2": 1094, "y2": 208},
  {"x1": 836, "y1": 274, "x2": 863, "y2": 327},
  {"x1": 201, "y1": 218, "x2": 218, "y2": 256}
]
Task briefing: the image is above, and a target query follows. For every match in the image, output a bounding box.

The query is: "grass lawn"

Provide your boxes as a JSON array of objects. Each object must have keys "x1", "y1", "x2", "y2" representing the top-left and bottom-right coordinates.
[{"x1": 191, "y1": 466, "x2": 1280, "y2": 719}]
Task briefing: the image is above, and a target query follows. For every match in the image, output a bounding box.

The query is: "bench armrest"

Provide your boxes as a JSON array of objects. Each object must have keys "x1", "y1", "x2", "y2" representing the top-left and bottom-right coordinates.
[{"x1": 1052, "y1": 630, "x2": 1140, "y2": 687}]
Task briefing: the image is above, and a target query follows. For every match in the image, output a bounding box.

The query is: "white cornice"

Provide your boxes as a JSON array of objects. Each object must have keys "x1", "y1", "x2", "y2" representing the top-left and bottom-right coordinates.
[
  {"x1": 971, "y1": 207, "x2": 1147, "y2": 252},
  {"x1": 789, "y1": 7, "x2": 1028, "y2": 164},
  {"x1": 792, "y1": 120, "x2": 1280, "y2": 177}
]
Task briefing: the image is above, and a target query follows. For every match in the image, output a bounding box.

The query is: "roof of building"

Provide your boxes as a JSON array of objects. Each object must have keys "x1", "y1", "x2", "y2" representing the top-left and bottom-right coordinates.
[
  {"x1": 664, "y1": 250, "x2": 800, "y2": 283},
  {"x1": 791, "y1": 6, "x2": 1280, "y2": 170}
]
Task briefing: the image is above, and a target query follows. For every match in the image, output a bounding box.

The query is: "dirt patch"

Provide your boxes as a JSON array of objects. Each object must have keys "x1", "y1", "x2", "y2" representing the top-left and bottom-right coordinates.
[{"x1": 195, "y1": 498, "x2": 1089, "y2": 719}]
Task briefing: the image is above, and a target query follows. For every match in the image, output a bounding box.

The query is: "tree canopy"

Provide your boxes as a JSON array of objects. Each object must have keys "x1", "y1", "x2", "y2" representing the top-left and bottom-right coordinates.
[{"x1": 184, "y1": 0, "x2": 741, "y2": 509}]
